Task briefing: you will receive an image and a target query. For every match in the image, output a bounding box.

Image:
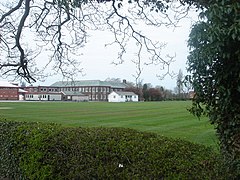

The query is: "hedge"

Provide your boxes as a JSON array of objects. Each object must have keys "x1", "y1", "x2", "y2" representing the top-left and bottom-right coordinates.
[{"x1": 0, "y1": 119, "x2": 228, "y2": 179}]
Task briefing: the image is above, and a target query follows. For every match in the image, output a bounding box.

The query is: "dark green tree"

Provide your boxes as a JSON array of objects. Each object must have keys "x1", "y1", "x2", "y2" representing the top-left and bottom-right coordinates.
[
  {"x1": 176, "y1": 69, "x2": 184, "y2": 98},
  {"x1": 142, "y1": 83, "x2": 150, "y2": 101},
  {"x1": 187, "y1": 0, "x2": 240, "y2": 176}
]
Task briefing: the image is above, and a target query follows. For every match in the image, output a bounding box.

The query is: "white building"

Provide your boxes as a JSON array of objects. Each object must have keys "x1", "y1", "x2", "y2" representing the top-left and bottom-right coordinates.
[
  {"x1": 24, "y1": 91, "x2": 89, "y2": 101},
  {"x1": 108, "y1": 91, "x2": 138, "y2": 102},
  {"x1": 25, "y1": 92, "x2": 63, "y2": 101}
]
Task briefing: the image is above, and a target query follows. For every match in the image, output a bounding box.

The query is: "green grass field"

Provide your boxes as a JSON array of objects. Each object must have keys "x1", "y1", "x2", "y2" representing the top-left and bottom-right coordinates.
[{"x1": 0, "y1": 101, "x2": 219, "y2": 149}]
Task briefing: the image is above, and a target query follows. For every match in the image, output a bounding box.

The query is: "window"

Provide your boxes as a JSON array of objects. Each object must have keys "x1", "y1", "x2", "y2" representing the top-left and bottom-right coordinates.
[{"x1": 113, "y1": 95, "x2": 116, "y2": 98}]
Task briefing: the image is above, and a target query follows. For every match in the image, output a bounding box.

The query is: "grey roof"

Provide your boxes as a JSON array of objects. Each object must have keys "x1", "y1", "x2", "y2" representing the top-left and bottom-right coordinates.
[
  {"x1": 51, "y1": 80, "x2": 127, "y2": 89},
  {"x1": 114, "y1": 91, "x2": 138, "y2": 96}
]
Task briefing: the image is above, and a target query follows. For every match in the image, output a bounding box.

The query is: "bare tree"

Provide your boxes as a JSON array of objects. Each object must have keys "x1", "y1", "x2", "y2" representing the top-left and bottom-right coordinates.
[{"x1": 0, "y1": 0, "x2": 195, "y2": 83}]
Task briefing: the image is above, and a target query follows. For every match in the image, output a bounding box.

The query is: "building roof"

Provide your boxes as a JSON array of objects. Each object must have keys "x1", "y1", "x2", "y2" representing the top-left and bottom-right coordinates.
[
  {"x1": 50, "y1": 80, "x2": 127, "y2": 89},
  {"x1": 19, "y1": 89, "x2": 28, "y2": 93},
  {"x1": 114, "y1": 91, "x2": 138, "y2": 96},
  {"x1": 0, "y1": 81, "x2": 19, "y2": 88}
]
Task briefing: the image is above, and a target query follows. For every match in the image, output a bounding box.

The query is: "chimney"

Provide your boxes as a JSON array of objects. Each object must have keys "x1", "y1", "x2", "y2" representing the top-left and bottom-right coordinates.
[{"x1": 123, "y1": 79, "x2": 127, "y2": 84}]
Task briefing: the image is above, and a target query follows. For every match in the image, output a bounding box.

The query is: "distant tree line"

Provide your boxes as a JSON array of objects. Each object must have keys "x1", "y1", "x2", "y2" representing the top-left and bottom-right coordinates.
[
  {"x1": 119, "y1": 68, "x2": 191, "y2": 101},
  {"x1": 123, "y1": 81, "x2": 190, "y2": 102}
]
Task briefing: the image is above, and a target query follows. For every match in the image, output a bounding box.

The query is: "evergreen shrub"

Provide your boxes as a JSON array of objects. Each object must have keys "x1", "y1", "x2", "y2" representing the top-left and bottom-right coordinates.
[{"x1": 0, "y1": 119, "x2": 227, "y2": 179}]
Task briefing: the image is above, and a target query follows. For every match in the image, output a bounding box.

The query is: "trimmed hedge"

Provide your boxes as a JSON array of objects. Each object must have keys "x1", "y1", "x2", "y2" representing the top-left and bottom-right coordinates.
[{"x1": 0, "y1": 119, "x2": 227, "y2": 179}]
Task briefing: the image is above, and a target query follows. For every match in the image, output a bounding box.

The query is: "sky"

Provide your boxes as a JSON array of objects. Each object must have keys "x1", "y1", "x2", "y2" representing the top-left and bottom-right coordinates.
[
  {"x1": 38, "y1": 12, "x2": 198, "y2": 90},
  {"x1": 0, "y1": 1, "x2": 199, "y2": 90},
  {"x1": 45, "y1": 16, "x2": 198, "y2": 89}
]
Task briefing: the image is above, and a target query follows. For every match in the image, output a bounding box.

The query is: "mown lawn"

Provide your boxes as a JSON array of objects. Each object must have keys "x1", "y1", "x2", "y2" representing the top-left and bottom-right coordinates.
[{"x1": 0, "y1": 101, "x2": 218, "y2": 149}]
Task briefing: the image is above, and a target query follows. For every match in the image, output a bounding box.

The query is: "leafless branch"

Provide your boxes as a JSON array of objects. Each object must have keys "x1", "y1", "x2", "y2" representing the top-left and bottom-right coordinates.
[{"x1": 0, "y1": 0, "x2": 193, "y2": 83}]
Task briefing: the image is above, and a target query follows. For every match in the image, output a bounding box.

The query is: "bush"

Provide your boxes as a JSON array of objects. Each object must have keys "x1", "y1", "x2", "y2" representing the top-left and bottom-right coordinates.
[{"x1": 0, "y1": 119, "x2": 227, "y2": 179}]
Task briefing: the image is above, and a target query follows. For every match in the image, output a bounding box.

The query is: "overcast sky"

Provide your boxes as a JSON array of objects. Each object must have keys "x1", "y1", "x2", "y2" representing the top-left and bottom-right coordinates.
[
  {"x1": 0, "y1": 1, "x2": 199, "y2": 90},
  {"x1": 39, "y1": 12, "x2": 198, "y2": 89}
]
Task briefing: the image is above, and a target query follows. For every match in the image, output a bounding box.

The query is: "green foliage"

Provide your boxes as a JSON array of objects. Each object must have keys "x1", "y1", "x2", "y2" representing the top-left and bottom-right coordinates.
[
  {"x1": 187, "y1": 0, "x2": 240, "y2": 177},
  {"x1": 0, "y1": 119, "x2": 24, "y2": 179},
  {"x1": 0, "y1": 120, "x2": 227, "y2": 179},
  {"x1": 0, "y1": 119, "x2": 60, "y2": 179}
]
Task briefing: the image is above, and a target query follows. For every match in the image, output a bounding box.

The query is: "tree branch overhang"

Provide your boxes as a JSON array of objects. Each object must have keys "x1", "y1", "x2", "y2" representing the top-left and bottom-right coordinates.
[{"x1": 0, "y1": 0, "x2": 202, "y2": 83}]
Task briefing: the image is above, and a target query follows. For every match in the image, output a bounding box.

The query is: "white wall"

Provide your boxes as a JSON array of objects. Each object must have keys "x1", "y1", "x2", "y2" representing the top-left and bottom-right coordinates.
[
  {"x1": 108, "y1": 92, "x2": 124, "y2": 102},
  {"x1": 129, "y1": 95, "x2": 138, "y2": 102},
  {"x1": 25, "y1": 94, "x2": 62, "y2": 101},
  {"x1": 49, "y1": 94, "x2": 62, "y2": 101},
  {"x1": 72, "y1": 96, "x2": 89, "y2": 101},
  {"x1": 108, "y1": 92, "x2": 138, "y2": 102}
]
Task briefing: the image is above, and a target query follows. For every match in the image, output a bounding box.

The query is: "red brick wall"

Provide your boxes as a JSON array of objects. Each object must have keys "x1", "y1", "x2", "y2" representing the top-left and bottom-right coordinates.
[{"x1": 0, "y1": 87, "x2": 19, "y2": 100}]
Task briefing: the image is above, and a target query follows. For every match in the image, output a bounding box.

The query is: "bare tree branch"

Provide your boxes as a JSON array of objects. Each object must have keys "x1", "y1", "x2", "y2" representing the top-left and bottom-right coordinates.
[
  {"x1": 0, "y1": 0, "x2": 195, "y2": 83},
  {"x1": 0, "y1": 0, "x2": 24, "y2": 23}
]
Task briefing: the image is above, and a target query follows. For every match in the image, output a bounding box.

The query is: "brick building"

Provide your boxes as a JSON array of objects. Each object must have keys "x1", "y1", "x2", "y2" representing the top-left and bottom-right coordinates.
[
  {"x1": 0, "y1": 81, "x2": 19, "y2": 100},
  {"x1": 24, "y1": 80, "x2": 128, "y2": 101}
]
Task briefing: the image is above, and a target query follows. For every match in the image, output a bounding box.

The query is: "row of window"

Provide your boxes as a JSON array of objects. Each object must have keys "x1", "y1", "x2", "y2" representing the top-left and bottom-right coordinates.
[
  {"x1": 26, "y1": 94, "x2": 49, "y2": 98},
  {"x1": 41, "y1": 88, "x2": 58, "y2": 92},
  {"x1": 0, "y1": 88, "x2": 17, "y2": 90},
  {"x1": 25, "y1": 94, "x2": 107, "y2": 100},
  {"x1": 26, "y1": 94, "x2": 34, "y2": 98},
  {"x1": 39, "y1": 95, "x2": 48, "y2": 98},
  {"x1": 27, "y1": 87, "x2": 123, "y2": 93},
  {"x1": 113, "y1": 95, "x2": 137, "y2": 99},
  {"x1": 0, "y1": 95, "x2": 18, "y2": 97},
  {"x1": 36, "y1": 87, "x2": 112, "y2": 93},
  {"x1": 89, "y1": 94, "x2": 107, "y2": 100},
  {"x1": 0, "y1": 91, "x2": 17, "y2": 94},
  {"x1": 57, "y1": 87, "x2": 111, "y2": 93}
]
